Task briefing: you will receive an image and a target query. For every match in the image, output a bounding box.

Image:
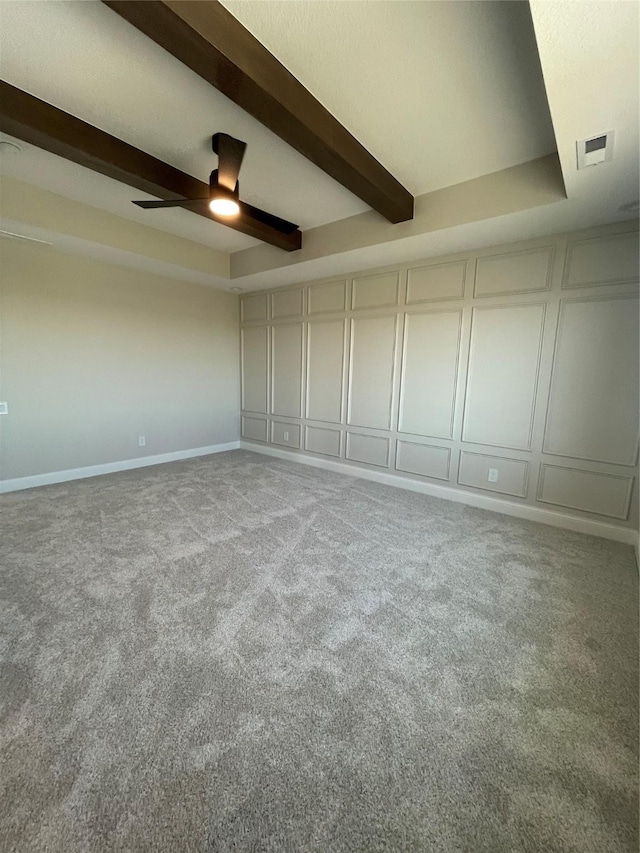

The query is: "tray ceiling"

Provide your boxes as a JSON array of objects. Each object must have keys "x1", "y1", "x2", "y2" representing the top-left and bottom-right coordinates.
[
  {"x1": 1, "y1": 0, "x2": 555, "y2": 253},
  {"x1": 221, "y1": 0, "x2": 557, "y2": 195},
  {"x1": 1, "y1": 0, "x2": 635, "y2": 290}
]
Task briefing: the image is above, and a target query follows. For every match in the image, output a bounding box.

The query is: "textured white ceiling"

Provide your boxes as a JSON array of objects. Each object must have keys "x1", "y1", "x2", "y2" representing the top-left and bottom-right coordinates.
[
  {"x1": 0, "y1": 0, "x2": 555, "y2": 252},
  {"x1": 0, "y1": 0, "x2": 367, "y2": 243},
  {"x1": 221, "y1": 0, "x2": 557, "y2": 194}
]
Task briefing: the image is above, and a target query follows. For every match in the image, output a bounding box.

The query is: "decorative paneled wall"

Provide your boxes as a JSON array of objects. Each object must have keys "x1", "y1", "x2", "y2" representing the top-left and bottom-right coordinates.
[{"x1": 240, "y1": 222, "x2": 640, "y2": 529}]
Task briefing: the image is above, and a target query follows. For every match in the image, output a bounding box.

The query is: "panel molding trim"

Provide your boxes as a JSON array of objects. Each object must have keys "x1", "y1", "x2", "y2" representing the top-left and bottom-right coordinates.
[
  {"x1": 346, "y1": 431, "x2": 390, "y2": 468},
  {"x1": 536, "y1": 463, "x2": 634, "y2": 520},
  {"x1": 395, "y1": 440, "x2": 452, "y2": 482},
  {"x1": 562, "y1": 230, "x2": 640, "y2": 289},
  {"x1": 239, "y1": 442, "x2": 637, "y2": 545},
  {"x1": 397, "y1": 307, "x2": 462, "y2": 440},
  {"x1": 461, "y1": 302, "x2": 546, "y2": 451},
  {"x1": 270, "y1": 322, "x2": 304, "y2": 418},
  {"x1": 305, "y1": 318, "x2": 346, "y2": 425},
  {"x1": 241, "y1": 293, "x2": 269, "y2": 322},
  {"x1": 304, "y1": 425, "x2": 342, "y2": 458},
  {"x1": 239, "y1": 221, "x2": 638, "y2": 540},
  {"x1": 458, "y1": 450, "x2": 530, "y2": 498},
  {"x1": 542, "y1": 293, "x2": 639, "y2": 466},
  {"x1": 351, "y1": 271, "x2": 401, "y2": 311},
  {"x1": 347, "y1": 314, "x2": 398, "y2": 431},
  {"x1": 406, "y1": 260, "x2": 467, "y2": 304},
  {"x1": 241, "y1": 415, "x2": 268, "y2": 442},
  {"x1": 473, "y1": 245, "x2": 554, "y2": 297},
  {"x1": 307, "y1": 280, "x2": 348, "y2": 315},
  {"x1": 271, "y1": 420, "x2": 302, "y2": 449},
  {"x1": 240, "y1": 325, "x2": 269, "y2": 414},
  {"x1": 271, "y1": 288, "x2": 304, "y2": 319}
]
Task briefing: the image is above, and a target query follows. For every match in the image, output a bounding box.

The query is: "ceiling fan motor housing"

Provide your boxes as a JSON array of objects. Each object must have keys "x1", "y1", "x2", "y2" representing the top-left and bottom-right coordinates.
[{"x1": 209, "y1": 170, "x2": 239, "y2": 201}]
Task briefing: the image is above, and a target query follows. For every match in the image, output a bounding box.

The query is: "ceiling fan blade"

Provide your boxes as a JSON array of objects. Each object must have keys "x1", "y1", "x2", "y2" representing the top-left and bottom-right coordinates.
[
  {"x1": 133, "y1": 198, "x2": 208, "y2": 209},
  {"x1": 212, "y1": 133, "x2": 246, "y2": 192},
  {"x1": 239, "y1": 201, "x2": 299, "y2": 234},
  {"x1": 179, "y1": 200, "x2": 301, "y2": 251},
  {"x1": 141, "y1": 199, "x2": 301, "y2": 251}
]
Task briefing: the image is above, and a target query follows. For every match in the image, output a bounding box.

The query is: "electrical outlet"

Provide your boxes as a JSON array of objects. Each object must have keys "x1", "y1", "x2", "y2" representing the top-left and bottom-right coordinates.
[
  {"x1": 284, "y1": 431, "x2": 289, "y2": 441},
  {"x1": 0, "y1": 402, "x2": 8, "y2": 415},
  {"x1": 138, "y1": 436, "x2": 146, "y2": 447},
  {"x1": 487, "y1": 468, "x2": 499, "y2": 483}
]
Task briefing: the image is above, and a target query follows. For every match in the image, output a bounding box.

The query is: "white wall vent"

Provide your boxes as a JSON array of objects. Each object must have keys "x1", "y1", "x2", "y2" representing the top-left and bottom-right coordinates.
[{"x1": 576, "y1": 131, "x2": 615, "y2": 169}]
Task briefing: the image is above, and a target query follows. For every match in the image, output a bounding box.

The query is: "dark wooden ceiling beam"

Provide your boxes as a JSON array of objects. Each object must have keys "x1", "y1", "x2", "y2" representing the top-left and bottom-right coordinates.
[
  {"x1": 101, "y1": 0, "x2": 414, "y2": 224},
  {"x1": 0, "y1": 81, "x2": 301, "y2": 251}
]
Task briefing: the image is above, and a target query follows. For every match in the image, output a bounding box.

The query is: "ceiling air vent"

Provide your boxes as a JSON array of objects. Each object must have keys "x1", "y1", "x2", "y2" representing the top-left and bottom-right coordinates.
[{"x1": 576, "y1": 131, "x2": 615, "y2": 169}]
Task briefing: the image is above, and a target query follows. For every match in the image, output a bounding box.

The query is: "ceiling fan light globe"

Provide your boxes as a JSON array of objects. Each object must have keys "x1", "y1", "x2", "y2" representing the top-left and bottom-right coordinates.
[{"x1": 209, "y1": 197, "x2": 240, "y2": 217}]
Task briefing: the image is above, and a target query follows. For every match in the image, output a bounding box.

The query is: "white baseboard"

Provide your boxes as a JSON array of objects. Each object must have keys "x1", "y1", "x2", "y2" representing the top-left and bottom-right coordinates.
[
  {"x1": 240, "y1": 441, "x2": 638, "y2": 547},
  {"x1": 3, "y1": 438, "x2": 637, "y2": 549},
  {"x1": 0, "y1": 441, "x2": 240, "y2": 494}
]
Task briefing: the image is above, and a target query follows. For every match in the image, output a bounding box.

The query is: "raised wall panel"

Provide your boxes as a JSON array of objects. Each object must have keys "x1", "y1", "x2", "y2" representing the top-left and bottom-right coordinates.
[
  {"x1": 563, "y1": 231, "x2": 640, "y2": 288},
  {"x1": 352, "y1": 271, "x2": 400, "y2": 310},
  {"x1": 306, "y1": 320, "x2": 345, "y2": 424},
  {"x1": 239, "y1": 224, "x2": 638, "y2": 533},
  {"x1": 346, "y1": 432, "x2": 390, "y2": 468},
  {"x1": 241, "y1": 416, "x2": 268, "y2": 442},
  {"x1": 396, "y1": 441, "x2": 451, "y2": 481},
  {"x1": 537, "y1": 464, "x2": 633, "y2": 520},
  {"x1": 308, "y1": 280, "x2": 347, "y2": 315},
  {"x1": 398, "y1": 309, "x2": 461, "y2": 439},
  {"x1": 272, "y1": 288, "x2": 303, "y2": 319},
  {"x1": 462, "y1": 304, "x2": 545, "y2": 450},
  {"x1": 347, "y1": 315, "x2": 397, "y2": 430},
  {"x1": 544, "y1": 296, "x2": 639, "y2": 465},
  {"x1": 271, "y1": 323, "x2": 303, "y2": 417},
  {"x1": 406, "y1": 261, "x2": 466, "y2": 303},
  {"x1": 241, "y1": 294, "x2": 268, "y2": 322},
  {"x1": 241, "y1": 326, "x2": 268, "y2": 413},
  {"x1": 271, "y1": 420, "x2": 301, "y2": 449},
  {"x1": 305, "y1": 425, "x2": 341, "y2": 458},
  {"x1": 474, "y1": 246, "x2": 553, "y2": 296},
  {"x1": 458, "y1": 451, "x2": 529, "y2": 498}
]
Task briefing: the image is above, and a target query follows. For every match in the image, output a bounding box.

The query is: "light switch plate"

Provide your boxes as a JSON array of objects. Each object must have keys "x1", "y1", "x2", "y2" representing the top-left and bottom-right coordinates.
[{"x1": 0, "y1": 402, "x2": 8, "y2": 415}]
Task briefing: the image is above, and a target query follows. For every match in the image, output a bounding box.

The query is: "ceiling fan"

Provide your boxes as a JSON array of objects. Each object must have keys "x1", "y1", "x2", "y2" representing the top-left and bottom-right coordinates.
[{"x1": 131, "y1": 133, "x2": 301, "y2": 251}]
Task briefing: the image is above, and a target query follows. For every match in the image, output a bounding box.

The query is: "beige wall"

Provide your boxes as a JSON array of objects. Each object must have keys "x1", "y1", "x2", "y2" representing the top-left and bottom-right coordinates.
[
  {"x1": 0, "y1": 238, "x2": 239, "y2": 480},
  {"x1": 240, "y1": 221, "x2": 640, "y2": 530}
]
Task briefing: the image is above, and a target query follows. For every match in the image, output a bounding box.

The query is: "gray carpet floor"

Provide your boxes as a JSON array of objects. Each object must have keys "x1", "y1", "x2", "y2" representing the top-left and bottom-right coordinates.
[{"x1": 1, "y1": 449, "x2": 638, "y2": 853}]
